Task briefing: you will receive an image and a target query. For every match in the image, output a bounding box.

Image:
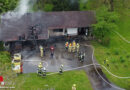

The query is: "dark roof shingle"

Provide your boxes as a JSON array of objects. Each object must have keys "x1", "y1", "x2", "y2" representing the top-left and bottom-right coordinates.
[{"x1": 0, "y1": 11, "x2": 96, "y2": 41}]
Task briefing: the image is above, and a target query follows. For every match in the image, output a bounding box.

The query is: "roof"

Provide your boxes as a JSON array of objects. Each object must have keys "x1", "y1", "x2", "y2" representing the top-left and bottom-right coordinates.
[{"x1": 0, "y1": 11, "x2": 96, "y2": 41}]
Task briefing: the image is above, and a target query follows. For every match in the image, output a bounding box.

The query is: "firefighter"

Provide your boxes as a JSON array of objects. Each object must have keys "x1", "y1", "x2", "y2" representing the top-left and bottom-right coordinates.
[
  {"x1": 105, "y1": 58, "x2": 109, "y2": 67},
  {"x1": 104, "y1": 60, "x2": 106, "y2": 64},
  {"x1": 78, "y1": 51, "x2": 81, "y2": 60},
  {"x1": 38, "y1": 62, "x2": 43, "y2": 69},
  {"x1": 50, "y1": 46, "x2": 54, "y2": 58},
  {"x1": 68, "y1": 43, "x2": 72, "y2": 52},
  {"x1": 39, "y1": 45, "x2": 43, "y2": 57},
  {"x1": 51, "y1": 52, "x2": 54, "y2": 58},
  {"x1": 82, "y1": 52, "x2": 85, "y2": 62},
  {"x1": 80, "y1": 52, "x2": 85, "y2": 62},
  {"x1": 104, "y1": 58, "x2": 109, "y2": 64},
  {"x1": 72, "y1": 84, "x2": 76, "y2": 90},
  {"x1": 65, "y1": 42, "x2": 69, "y2": 50},
  {"x1": 59, "y1": 64, "x2": 64, "y2": 74},
  {"x1": 43, "y1": 47, "x2": 46, "y2": 56},
  {"x1": 79, "y1": 52, "x2": 82, "y2": 61},
  {"x1": 37, "y1": 62, "x2": 43, "y2": 75},
  {"x1": 76, "y1": 43, "x2": 80, "y2": 53},
  {"x1": 43, "y1": 67, "x2": 46, "y2": 77},
  {"x1": 72, "y1": 41, "x2": 76, "y2": 52},
  {"x1": 50, "y1": 46, "x2": 54, "y2": 53}
]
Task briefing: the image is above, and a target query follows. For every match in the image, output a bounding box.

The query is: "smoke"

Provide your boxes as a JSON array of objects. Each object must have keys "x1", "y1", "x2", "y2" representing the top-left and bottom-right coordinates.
[
  {"x1": 17, "y1": 0, "x2": 31, "y2": 16},
  {"x1": 1, "y1": 0, "x2": 37, "y2": 20}
]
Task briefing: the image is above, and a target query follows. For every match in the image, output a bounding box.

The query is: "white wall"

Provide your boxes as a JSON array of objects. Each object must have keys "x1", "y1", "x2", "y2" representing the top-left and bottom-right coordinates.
[{"x1": 67, "y1": 28, "x2": 78, "y2": 35}]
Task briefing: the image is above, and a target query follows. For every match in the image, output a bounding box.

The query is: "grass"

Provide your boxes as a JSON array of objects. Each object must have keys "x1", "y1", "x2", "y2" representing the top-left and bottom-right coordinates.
[
  {"x1": 116, "y1": 9, "x2": 130, "y2": 41},
  {"x1": 0, "y1": 51, "x2": 11, "y2": 64},
  {"x1": 91, "y1": 8, "x2": 130, "y2": 89},
  {"x1": 8, "y1": 70, "x2": 92, "y2": 90}
]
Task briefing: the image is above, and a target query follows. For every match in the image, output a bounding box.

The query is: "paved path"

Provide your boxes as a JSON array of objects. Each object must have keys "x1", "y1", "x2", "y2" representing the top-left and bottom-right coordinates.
[{"x1": 21, "y1": 42, "x2": 124, "y2": 90}]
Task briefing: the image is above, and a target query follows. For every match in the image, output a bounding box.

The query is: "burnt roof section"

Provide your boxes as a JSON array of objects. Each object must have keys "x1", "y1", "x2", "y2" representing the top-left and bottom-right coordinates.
[{"x1": 0, "y1": 11, "x2": 96, "y2": 42}]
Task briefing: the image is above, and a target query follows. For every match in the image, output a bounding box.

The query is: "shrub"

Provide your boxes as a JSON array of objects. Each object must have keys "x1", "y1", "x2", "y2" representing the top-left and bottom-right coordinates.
[
  {"x1": 101, "y1": 37, "x2": 110, "y2": 46},
  {"x1": 92, "y1": 6, "x2": 119, "y2": 46},
  {"x1": 114, "y1": 64, "x2": 118, "y2": 69},
  {"x1": 123, "y1": 64, "x2": 127, "y2": 68},
  {"x1": 0, "y1": 51, "x2": 11, "y2": 64},
  {"x1": 120, "y1": 56, "x2": 125, "y2": 63},
  {"x1": 114, "y1": 50, "x2": 119, "y2": 55},
  {"x1": 0, "y1": 41, "x2": 4, "y2": 51},
  {"x1": 128, "y1": 79, "x2": 130, "y2": 88},
  {"x1": 106, "y1": 52, "x2": 110, "y2": 55},
  {"x1": 126, "y1": 55, "x2": 130, "y2": 58},
  {"x1": 111, "y1": 58, "x2": 116, "y2": 64}
]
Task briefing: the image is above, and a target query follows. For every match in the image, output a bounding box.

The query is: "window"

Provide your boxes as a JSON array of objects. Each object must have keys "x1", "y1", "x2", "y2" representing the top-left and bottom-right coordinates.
[{"x1": 53, "y1": 29, "x2": 63, "y2": 32}]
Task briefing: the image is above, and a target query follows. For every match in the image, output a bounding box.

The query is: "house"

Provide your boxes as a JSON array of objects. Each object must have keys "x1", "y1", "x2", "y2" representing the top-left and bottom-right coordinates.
[
  {"x1": 0, "y1": 11, "x2": 96, "y2": 42},
  {"x1": 0, "y1": 11, "x2": 96, "y2": 52}
]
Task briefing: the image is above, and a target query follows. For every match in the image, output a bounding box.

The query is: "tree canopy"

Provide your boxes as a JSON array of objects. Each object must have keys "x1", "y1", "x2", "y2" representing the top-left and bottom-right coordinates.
[
  {"x1": 92, "y1": 6, "x2": 119, "y2": 45},
  {"x1": 0, "y1": 0, "x2": 18, "y2": 14},
  {"x1": 33, "y1": 0, "x2": 79, "y2": 11}
]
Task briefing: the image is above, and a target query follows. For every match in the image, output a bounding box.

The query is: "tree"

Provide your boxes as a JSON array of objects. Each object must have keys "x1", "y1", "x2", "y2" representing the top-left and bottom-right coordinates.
[
  {"x1": 92, "y1": 6, "x2": 119, "y2": 45},
  {"x1": 51, "y1": 0, "x2": 79, "y2": 11},
  {"x1": 0, "y1": 0, "x2": 18, "y2": 14},
  {"x1": 109, "y1": 0, "x2": 114, "y2": 11},
  {"x1": 0, "y1": 41, "x2": 4, "y2": 51},
  {"x1": 33, "y1": 0, "x2": 79, "y2": 11},
  {"x1": 43, "y1": 4, "x2": 53, "y2": 12},
  {"x1": 104, "y1": 0, "x2": 114, "y2": 11}
]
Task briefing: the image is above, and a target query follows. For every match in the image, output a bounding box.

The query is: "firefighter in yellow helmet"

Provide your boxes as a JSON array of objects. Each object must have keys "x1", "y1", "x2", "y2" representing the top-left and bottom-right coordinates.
[
  {"x1": 72, "y1": 84, "x2": 76, "y2": 90},
  {"x1": 68, "y1": 43, "x2": 72, "y2": 52},
  {"x1": 76, "y1": 43, "x2": 80, "y2": 53},
  {"x1": 37, "y1": 62, "x2": 43, "y2": 75},
  {"x1": 72, "y1": 41, "x2": 76, "y2": 52},
  {"x1": 104, "y1": 58, "x2": 109, "y2": 67},
  {"x1": 39, "y1": 45, "x2": 43, "y2": 57},
  {"x1": 65, "y1": 41, "x2": 69, "y2": 50},
  {"x1": 59, "y1": 64, "x2": 64, "y2": 74},
  {"x1": 38, "y1": 62, "x2": 43, "y2": 69}
]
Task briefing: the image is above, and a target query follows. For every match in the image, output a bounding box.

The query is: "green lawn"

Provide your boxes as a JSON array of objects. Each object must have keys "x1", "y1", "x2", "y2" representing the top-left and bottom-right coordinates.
[
  {"x1": 116, "y1": 9, "x2": 130, "y2": 41},
  {"x1": 12, "y1": 71, "x2": 92, "y2": 90},
  {"x1": 92, "y1": 9, "x2": 130, "y2": 89}
]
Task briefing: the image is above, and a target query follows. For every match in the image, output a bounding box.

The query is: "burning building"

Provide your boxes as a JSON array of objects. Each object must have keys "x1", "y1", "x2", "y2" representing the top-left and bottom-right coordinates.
[{"x1": 0, "y1": 11, "x2": 96, "y2": 52}]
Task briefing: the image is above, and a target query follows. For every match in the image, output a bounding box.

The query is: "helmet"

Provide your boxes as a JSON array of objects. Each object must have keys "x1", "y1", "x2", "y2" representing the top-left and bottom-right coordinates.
[
  {"x1": 66, "y1": 42, "x2": 69, "y2": 45},
  {"x1": 38, "y1": 62, "x2": 43, "y2": 68}
]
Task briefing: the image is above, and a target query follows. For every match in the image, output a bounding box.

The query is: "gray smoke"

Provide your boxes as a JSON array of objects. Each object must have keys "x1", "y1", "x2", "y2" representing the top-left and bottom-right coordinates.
[
  {"x1": 0, "y1": 0, "x2": 37, "y2": 41},
  {"x1": 1, "y1": 0, "x2": 37, "y2": 20}
]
